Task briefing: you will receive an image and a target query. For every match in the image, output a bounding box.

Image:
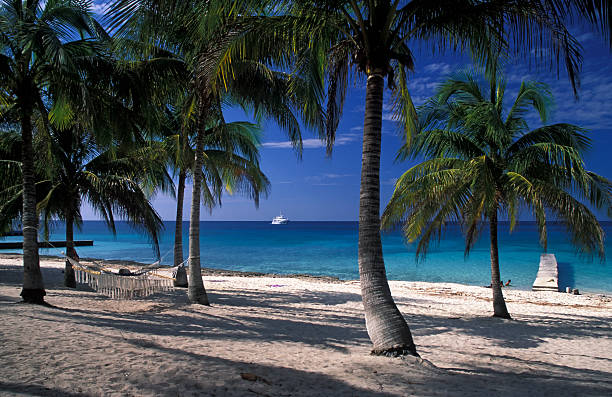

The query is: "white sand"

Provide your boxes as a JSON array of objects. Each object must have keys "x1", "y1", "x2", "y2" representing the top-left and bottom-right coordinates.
[{"x1": 1, "y1": 254, "x2": 611, "y2": 396}]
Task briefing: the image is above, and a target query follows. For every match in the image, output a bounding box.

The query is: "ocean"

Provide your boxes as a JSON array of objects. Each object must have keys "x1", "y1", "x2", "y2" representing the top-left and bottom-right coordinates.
[{"x1": 1, "y1": 220, "x2": 611, "y2": 293}]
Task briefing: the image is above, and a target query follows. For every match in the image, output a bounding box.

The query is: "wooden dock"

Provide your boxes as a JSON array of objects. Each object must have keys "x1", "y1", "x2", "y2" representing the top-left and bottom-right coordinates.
[
  {"x1": 532, "y1": 253, "x2": 559, "y2": 292},
  {"x1": 0, "y1": 240, "x2": 93, "y2": 249}
]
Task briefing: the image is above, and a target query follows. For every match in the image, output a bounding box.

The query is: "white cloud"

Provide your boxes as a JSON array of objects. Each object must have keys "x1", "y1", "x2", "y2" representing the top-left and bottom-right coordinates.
[
  {"x1": 382, "y1": 177, "x2": 399, "y2": 186},
  {"x1": 91, "y1": 1, "x2": 111, "y2": 14},
  {"x1": 575, "y1": 32, "x2": 595, "y2": 43},
  {"x1": 322, "y1": 173, "x2": 352, "y2": 179},
  {"x1": 306, "y1": 173, "x2": 353, "y2": 185},
  {"x1": 423, "y1": 63, "x2": 452, "y2": 75},
  {"x1": 501, "y1": 58, "x2": 612, "y2": 132},
  {"x1": 262, "y1": 133, "x2": 360, "y2": 149}
]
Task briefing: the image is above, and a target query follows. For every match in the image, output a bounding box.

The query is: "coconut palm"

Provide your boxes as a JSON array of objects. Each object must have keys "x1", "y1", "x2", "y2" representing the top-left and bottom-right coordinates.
[
  {"x1": 0, "y1": 127, "x2": 170, "y2": 287},
  {"x1": 108, "y1": 0, "x2": 325, "y2": 305},
  {"x1": 161, "y1": 103, "x2": 270, "y2": 287},
  {"x1": 383, "y1": 70, "x2": 612, "y2": 318},
  {"x1": 264, "y1": 0, "x2": 612, "y2": 357},
  {"x1": 0, "y1": 0, "x2": 107, "y2": 303}
]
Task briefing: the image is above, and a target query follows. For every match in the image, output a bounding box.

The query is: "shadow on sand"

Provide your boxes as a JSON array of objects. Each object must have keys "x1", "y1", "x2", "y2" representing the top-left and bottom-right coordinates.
[{"x1": 1, "y1": 263, "x2": 611, "y2": 396}]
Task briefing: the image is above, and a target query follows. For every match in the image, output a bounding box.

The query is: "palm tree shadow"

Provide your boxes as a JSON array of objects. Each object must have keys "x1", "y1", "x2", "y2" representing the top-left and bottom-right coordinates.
[{"x1": 0, "y1": 381, "x2": 90, "y2": 397}]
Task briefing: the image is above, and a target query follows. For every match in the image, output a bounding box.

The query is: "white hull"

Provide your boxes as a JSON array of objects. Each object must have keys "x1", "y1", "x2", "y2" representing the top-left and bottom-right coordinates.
[{"x1": 271, "y1": 213, "x2": 289, "y2": 224}]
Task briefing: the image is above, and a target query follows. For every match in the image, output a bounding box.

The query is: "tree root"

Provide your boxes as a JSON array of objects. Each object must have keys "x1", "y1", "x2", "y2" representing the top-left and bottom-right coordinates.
[
  {"x1": 19, "y1": 288, "x2": 46, "y2": 304},
  {"x1": 371, "y1": 345, "x2": 420, "y2": 358}
]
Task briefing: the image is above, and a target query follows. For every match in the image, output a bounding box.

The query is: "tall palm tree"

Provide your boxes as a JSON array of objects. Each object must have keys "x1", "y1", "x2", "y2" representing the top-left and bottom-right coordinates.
[
  {"x1": 0, "y1": 0, "x2": 106, "y2": 303},
  {"x1": 383, "y1": 70, "x2": 612, "y2": 318},
  {"x1": 108, "y1": 0, "x2": 325, "y2": 305},
  {"x1": 161, "y1": 104, "x2": 270, "y2": 288},
  {"x1": 265, "y1": 0, "x2": 612, "y2": 356},
  {"x1": 0, "y1": 128, "x2": 169, "y2": 287}
]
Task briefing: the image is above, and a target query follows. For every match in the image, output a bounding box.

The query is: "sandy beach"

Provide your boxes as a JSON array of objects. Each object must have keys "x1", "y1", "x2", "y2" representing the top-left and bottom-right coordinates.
[{"x1": 1, "y1": 254, "x2": 611, "y2": 396}]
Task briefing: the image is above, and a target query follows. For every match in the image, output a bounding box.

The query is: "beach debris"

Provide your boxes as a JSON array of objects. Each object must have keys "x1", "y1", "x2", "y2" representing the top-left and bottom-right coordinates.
[
  {"x1": 240, "y1": 373, "x2": 271, "y2": 385},
  {"x1": 241, "y1": 373, "x2": 258, "y2": 381}
]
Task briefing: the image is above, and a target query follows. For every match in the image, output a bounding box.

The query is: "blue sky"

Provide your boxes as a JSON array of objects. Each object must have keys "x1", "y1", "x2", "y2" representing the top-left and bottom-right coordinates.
[{"x1": 82, "y1": 4, "x2": 612, "y2": 221}]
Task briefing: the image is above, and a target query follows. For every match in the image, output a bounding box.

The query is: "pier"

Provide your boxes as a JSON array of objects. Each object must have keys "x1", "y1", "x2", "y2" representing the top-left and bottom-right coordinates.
[
  {"x1": 0, "y1": 240, "x2": 93, "y2": 249},
  {"x1": 532, "y1": 253, "x2": 559, "y2": 292}
]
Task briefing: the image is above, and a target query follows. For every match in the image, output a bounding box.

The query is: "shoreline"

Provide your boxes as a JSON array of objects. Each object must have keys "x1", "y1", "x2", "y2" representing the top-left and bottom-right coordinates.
[{"x1": 1, "y1": 252, "x2": 611, "y2": 297}]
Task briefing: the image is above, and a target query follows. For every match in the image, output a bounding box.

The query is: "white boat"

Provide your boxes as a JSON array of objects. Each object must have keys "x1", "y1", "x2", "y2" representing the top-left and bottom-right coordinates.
[{"x1": 271, "y1": 212, "x2": 289, "y2": 224}]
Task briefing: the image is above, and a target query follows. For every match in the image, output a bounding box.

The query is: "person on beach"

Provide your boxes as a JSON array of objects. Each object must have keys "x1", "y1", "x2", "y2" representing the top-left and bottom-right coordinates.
[{"x1": 484, "y1": 280, "x2": 511, "y2": 288}]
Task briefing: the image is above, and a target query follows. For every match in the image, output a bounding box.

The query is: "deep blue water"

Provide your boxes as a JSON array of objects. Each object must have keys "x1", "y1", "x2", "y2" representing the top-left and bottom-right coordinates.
[{"x1": 2, "y1": 221, "x2": 611, "y2": 293}]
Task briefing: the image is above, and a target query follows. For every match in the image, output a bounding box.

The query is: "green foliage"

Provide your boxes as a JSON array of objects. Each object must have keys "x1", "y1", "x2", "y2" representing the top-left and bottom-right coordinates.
[
  {"x1": 383, "y1": 70, "x2": 612, "y2": 260},
  {"x1": 160, "y1": 104, "x2": 270, "y2": 210},
  {"x1": 107, "y1": 0, "x2": 326, "y2": 156},
  {"x1": 0, "y1": 127, "x2": 167, "y2": 255}
]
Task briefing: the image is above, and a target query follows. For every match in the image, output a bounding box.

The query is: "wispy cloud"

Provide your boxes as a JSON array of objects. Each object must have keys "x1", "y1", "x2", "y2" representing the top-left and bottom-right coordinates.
[
  {"x1": 501, "y1": 58, "x2": 612, "y2": 131},
  {"x1": 382, "y1": 177, "x2": 399, "y2": 186},
  {"x1": 91, "y1": 1, "x2": 111, "y2": 14},
  {"x1": 575, "y1": 32, "x2": 595, "y2": 43},
  {"x1": 423, "y1": 62, "x2": 452, "y2": 75},
  {"x1": 262, "y1": 133, "x2": 360, "y2": 149},
  {"x1": 305, "y1": 173, "x2": 353, "y2": 186},
  {"x1": 323, "y1": 173, "x2": 352, "y2": 179}
]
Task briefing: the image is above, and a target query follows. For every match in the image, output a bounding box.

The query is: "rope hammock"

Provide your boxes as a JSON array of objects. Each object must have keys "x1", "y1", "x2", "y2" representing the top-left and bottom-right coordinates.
[
  {"x1": 67, "y1": 256, "x2": 182, "y2": 299},
  {"x1": 31, "y1": 227, "x2": 185, "y2": 300}
]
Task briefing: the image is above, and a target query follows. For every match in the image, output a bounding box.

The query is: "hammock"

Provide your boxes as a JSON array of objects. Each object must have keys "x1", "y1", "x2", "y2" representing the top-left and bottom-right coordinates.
[{"x1": 67, "y1": 256, "x2": 179, "y2": 300}]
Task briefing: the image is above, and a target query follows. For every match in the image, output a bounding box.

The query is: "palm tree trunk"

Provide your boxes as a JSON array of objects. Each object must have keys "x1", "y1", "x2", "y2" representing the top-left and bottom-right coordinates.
[
  {"x1": 489, "y1": 208, "x2": 511, "y2": 319},
  {"x1": 19, "y1": 108, "x2": 45, "y2": 303},
  {"x1": 359, "y1": 72, "x2": 418, "y2": 357},
  {"x1": 187, "y1": 128, "x2": 210, "y2": 305},
  {"x1": 64, "y1": 211, "x2": 77, "y2": 288},
  {"x1": 174, "y1": 169, "x2": 188, "y2": 287},
  {"x1": 174, "y1": 169, "x2": 186, "y2": 266}
]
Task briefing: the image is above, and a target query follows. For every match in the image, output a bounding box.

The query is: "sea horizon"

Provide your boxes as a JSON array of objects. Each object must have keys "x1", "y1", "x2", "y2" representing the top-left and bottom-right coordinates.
[{"x1": 2, "y1": 220, "x2": 611, "y2": 294}]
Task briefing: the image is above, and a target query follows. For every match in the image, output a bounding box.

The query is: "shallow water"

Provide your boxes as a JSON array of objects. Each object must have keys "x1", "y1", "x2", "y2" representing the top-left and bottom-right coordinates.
[{"x1": 2, "y1": 221, "x2": 611, "y2": 293}]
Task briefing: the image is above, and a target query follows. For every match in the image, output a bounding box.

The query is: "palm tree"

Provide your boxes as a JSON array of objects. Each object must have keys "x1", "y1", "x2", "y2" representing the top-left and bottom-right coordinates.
[
  {"x1": 108, "y1": 0, "x2": 325, "y2": 305},
  {"x1": 0, "y1": 127, "x2": 170, "y2": 287},
  {"x1": 0, "y1": 0, "x2": 106, "y2": 303},
  {"x1": 383, "y1": 70, "x2": 612, "y2": 318},
  {"x1": 270, "y1": 0, "x2": 612, "y2": 357},
  {"x1": 161, "y1": 103, "x2": 270, "y2": 288}
]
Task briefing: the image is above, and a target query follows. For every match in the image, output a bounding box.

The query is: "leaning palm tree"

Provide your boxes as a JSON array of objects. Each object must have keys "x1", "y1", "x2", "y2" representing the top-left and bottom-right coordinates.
[
  {"x1": 0, "y1": 0, "x2": 106, "y2": 303},
  {"x1": 0, "y1": 127, "x2": 170, "y2": 288},
  {"x1": 383, "y1": 70, "x2": 612, "y2": 318},
  {"x1": 267, "y1": 0, "x2": 611, "y2": 357}
]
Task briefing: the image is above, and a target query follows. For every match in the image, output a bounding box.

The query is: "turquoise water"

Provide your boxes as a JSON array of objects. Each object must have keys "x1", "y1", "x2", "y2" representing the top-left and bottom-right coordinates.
[{"x1": 1, "y1": 221, "x2": 611, "y2": 293}]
